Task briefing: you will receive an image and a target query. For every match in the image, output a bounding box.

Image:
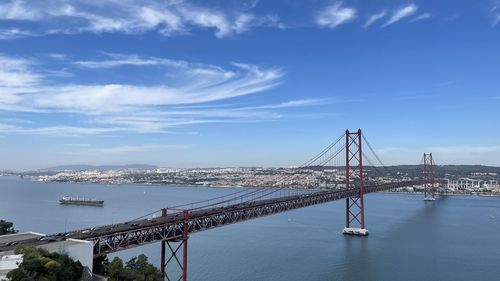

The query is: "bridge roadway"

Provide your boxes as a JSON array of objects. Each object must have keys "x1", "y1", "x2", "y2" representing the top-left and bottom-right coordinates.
[{"x1": 0, "y1": 180, "x2": 427, "y2": 257}]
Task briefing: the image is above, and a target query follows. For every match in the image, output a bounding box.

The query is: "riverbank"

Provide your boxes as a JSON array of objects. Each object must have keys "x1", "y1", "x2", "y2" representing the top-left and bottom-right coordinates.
[{"x1": 380, "y1": 191, "x2": 500, "y2": 197}]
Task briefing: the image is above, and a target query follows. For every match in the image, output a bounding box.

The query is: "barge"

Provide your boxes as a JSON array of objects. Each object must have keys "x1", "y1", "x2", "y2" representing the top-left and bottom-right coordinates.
[{"x1": 59, "y1": 196, "x2": 104, "y2": 207}]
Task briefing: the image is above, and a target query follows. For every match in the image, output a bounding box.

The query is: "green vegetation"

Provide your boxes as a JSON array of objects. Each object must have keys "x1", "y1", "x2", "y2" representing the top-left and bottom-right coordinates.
[
  {"x1": 6, "y1": 246, "x2": 83, "y2": 281},
  {"x1": 94, "y1": 254, "x2": 163, "y2": 281},
  {"x1": 0, "y1": 220, "x2": 17, "y2": 235}
]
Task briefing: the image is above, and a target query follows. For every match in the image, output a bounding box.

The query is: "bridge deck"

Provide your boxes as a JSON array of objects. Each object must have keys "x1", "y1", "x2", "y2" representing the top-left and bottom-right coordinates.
[{"x1": 0, "y1": 180, "x2": 425, "y2": 256}]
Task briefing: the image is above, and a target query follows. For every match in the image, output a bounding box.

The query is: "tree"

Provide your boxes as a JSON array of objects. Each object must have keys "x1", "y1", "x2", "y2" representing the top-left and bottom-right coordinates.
[
  {"x1": 6, "y1": 246, "x2": 83, "y2": 281},
  {"x1": 93, "y1": 255, "x2": 109, "y2": 275},
  {"x1": 108, "y1": 257, "x2": 125, "y2": 280},
  {"x1": 104, "y1": 255, "x2": 163, "y2": 281},
  {"x1": 0, "y1": 220, "x2": 17, "y2": 235},
  {"x1": 126, "y1": 254, "x2": 163, "y2": 281}
]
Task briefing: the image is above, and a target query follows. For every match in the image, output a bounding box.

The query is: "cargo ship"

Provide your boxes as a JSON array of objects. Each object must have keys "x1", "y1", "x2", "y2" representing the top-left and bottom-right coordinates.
[{"x1": 59, "y1": 196, "x2": 104, "y2": 206}]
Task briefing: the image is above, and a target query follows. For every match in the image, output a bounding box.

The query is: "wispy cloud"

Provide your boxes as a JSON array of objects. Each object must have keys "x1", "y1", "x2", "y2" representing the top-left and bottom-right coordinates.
[
  {"x1": 364, "y1": 10, "x2": 386, "y2": 29},
  {"x1": 0, "y1": 0, "x2": 41, "y2": 20},
  {"x1": 378, "y1": 145, "x2": 500, "y2": 155},
  {"x1": 0, "y1": 54, "x2": 44, "y2": 113},
  {"x1": 0, "y1": 54, "x2": 40, "y2": 87},
  {"x1": 85, "y1": 144, "x2": 189, "y2": 154},
  {"x1": 65, "y1": 143, "x2": 91, "y2": 147},
  {"x1": 374, "y1": 147, "x2": 413, "y2": 155},
  {"x1": 0, "y1": 28, "x2": 35, "y2": 39},
  {"x1": 0, "y1": 53, "x2": 283, "y2": 113},
  {"x1": 493, "y1": 2, "x2": 500, "y2": 26},
  {"x1": 0, "y1": 53, "x2": 330, "y2": 136},
  {"x1": 382, "y1": 4, "x2": 418, "y2": 27},
  {"x1": 316, "y1": 2, "x2": 357, "y2": 29},
  {"x1": 429, "y1": 145, "x2": 500, "y2": 154},
  {"x1": 0, "y1": 124, "x2": 124, "y2": 136},
  {"x1": 409, "y1": 13, "x2": 431, "y2": 23},
  {"x1": 375, "y1": 145, "x2": 500, "y2": 166},
  {"x1": 0, "y1": 0, "x2": 282, "y2": 39},
  {"x1": 240, "y1": 98, "x2": 328, "y2": 110},
  {"x1": 73, "y1": 53, "x2": 189, "y2": 69}
]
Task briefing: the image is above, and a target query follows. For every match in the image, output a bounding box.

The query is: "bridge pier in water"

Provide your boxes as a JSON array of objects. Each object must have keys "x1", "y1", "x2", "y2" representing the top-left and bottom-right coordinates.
[
  {"x1": 160, "y1": 209, "x2": 189, "y2": 281},
  {"x1": 342, "y1": 129, "x2": 368, "y2": 236},
  {"x1": 422, "y1": 153, "x2": 437, "y2": 201}
]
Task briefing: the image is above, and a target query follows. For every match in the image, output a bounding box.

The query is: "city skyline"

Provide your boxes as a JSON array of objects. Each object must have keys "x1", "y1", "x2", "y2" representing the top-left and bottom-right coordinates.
[{"x1": 1, "y1": 0, "x2": 500, "y2": 169}]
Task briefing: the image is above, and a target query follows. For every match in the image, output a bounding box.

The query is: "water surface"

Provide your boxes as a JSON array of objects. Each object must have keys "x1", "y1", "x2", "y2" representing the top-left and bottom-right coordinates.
[{"x1": 1, "y1": 176, "x2": 499, "y2": 281}]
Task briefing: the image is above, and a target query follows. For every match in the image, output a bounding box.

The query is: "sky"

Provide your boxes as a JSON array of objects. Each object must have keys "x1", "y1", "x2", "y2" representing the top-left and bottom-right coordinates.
[{"x1": 0, "y1": 0, "x2": 499, "y2": 170}]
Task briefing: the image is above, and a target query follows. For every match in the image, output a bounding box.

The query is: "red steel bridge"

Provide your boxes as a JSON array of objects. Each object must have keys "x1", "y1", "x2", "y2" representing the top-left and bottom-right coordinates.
[{"x1": 0, "y1": 129, "x2": 438, "y2": 281}]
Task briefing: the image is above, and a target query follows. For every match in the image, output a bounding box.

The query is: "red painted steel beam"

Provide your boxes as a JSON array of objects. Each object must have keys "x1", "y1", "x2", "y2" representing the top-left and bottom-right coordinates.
[
  {"x1": 358, "y1": 129, "x2": 365, "y2": 229},
  {"x1": 345, "y1": 129, "x2": 350, "y2": 228},
  {"x1": 183, "y1": 210, "x2": 189, "y2": 281},
  {"x1": 160, "y1": 240, "x2": 165, "y2": 277}
]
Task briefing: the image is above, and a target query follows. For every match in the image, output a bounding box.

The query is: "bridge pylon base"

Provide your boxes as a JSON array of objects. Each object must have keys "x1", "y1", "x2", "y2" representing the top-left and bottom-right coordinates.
[{"x1": 342, "y1": 227, "x2": 369, "y2": 236}]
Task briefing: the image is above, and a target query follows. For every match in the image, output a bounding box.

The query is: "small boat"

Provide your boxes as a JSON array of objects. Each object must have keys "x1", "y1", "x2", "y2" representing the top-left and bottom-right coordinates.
[{"x1": 59, "y1": 196, "x2": 104, "y2": 206}]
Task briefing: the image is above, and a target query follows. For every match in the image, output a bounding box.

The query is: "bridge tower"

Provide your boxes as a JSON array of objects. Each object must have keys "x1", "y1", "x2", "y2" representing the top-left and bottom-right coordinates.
[
  {"x1": 422, "y1": 153, "x2": 436, "y2": 201},
  {"x1": 160, "y1": 209, "x2": 189, "y2": 281},
  {"x1": 342, "y1": 129, "x2": 368, "y2": 236}
]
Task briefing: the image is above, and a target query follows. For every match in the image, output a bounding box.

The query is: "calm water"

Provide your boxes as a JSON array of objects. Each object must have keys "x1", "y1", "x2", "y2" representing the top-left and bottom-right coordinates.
[{"x1": 1, "y1": 176, "x2": 500, "y2": 281}]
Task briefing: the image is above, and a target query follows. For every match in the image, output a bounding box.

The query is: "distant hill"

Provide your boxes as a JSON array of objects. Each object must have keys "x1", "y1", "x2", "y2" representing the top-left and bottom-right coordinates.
[
  {"x1": 41, "y1": 164, "x2": 158, "y2": 171},
  {"x1": 312, "y1": 164, "x2": 500, "y2": 178},
  {"x1": 369, "y1": 164, "x2": 500, "y2": 179}
]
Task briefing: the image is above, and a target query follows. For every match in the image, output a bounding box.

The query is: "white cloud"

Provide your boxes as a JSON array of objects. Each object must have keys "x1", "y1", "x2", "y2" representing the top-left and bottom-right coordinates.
[
  {"x1": 0, "y1": 55, "x2": 42, "y2": 112},
  {"x1": 0, "y1": 118, "x2": 31, "y2": 124},
  {"x1": 0, "y1": 0, "x2": 41, "y2": 20},
  {"x1": 0, "y1": 55, "x2": 40, "y2": 87},
  {"x1": 0, "y1": 53, "x2": 283, "y2": 115},
  {"x1": 47, "y1": 53, "x2": 69, "y2": 60},
  {"x1": 375, "y1": 145, "x2": 500, "y2": 165},
  {"x1": 260, "y1": 99, "x2": 327, "y2": 109},
  {"x1": 493, "y1": 2, "x2": 500, "y2": 26},
  {"x1": 73, "y1": 53, "x2": 185, "y2": 69},
  {"x1": 0, "y1": 53, "x2": 325, "y2": 136},
  {"x1": 0, "y1": 28, "x2": 35, "y2": 39},
  {"x1": 316, "y1": 2, "x2": 357, "y2": 29},
  {"x1": 382, "y1": 4, "x2": 418, "y2": 27},
  {"x1": 65, "y1": 143, "x2": 91, "y2": 147},
  {"x1": 429, "y1": 145, "x2": 500, "y2": 154},
  {"x1": 29, "y1": 67, "x2": 282, "y2": 114},
  {"x1": 85, "y1": 144, "x2": 189, "y2": 154},
  {"x1": 0, "y1": 0, "x2": 282, "y2": 39},
  {"x1": 176, "y1": 4, "x2": 235, "y2": 38},
  {"x1": 409, "y1": 13, "x2": 431, "y2": 23},
  {"x1": 364, "y1": 10, "x2": 386, "y2": 29},
  {"x1": 0, "y1": 124, "x2": 124, "y2": 136}
]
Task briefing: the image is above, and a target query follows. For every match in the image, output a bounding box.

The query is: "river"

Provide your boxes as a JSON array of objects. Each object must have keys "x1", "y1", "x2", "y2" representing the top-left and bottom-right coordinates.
[{"x1": 1, "y1": 176, "x2": 499, "y2": 281}]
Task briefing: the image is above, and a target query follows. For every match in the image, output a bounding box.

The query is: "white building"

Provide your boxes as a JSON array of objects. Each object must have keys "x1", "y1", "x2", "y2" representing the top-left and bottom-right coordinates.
[
  {"x1": 0, "y1": 232, "x2": 93, "y2": 280},
  {"x1": 0, "y1": 254, "x2": 23, "y2": 280}
]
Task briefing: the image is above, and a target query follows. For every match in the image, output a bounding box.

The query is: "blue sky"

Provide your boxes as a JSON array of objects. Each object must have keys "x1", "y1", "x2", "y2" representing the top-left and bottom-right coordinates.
[{"x1": 0, "y1": 0, "x2": 499, "y2": 169}]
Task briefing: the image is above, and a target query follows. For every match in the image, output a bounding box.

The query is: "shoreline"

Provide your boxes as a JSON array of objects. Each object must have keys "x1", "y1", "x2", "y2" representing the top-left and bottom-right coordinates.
[
  {"x1": 9, "y1": 176, "x2": 500, "y2": 198},
  {"x1": 380, "y1": 191, "x2": 500, "y2": 197}
]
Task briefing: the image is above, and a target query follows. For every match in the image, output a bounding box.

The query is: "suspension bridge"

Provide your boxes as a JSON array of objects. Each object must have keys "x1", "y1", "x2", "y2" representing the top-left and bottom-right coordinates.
[{"x1": 0, "y1": 129, "x2": 438, "y2": 281}]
